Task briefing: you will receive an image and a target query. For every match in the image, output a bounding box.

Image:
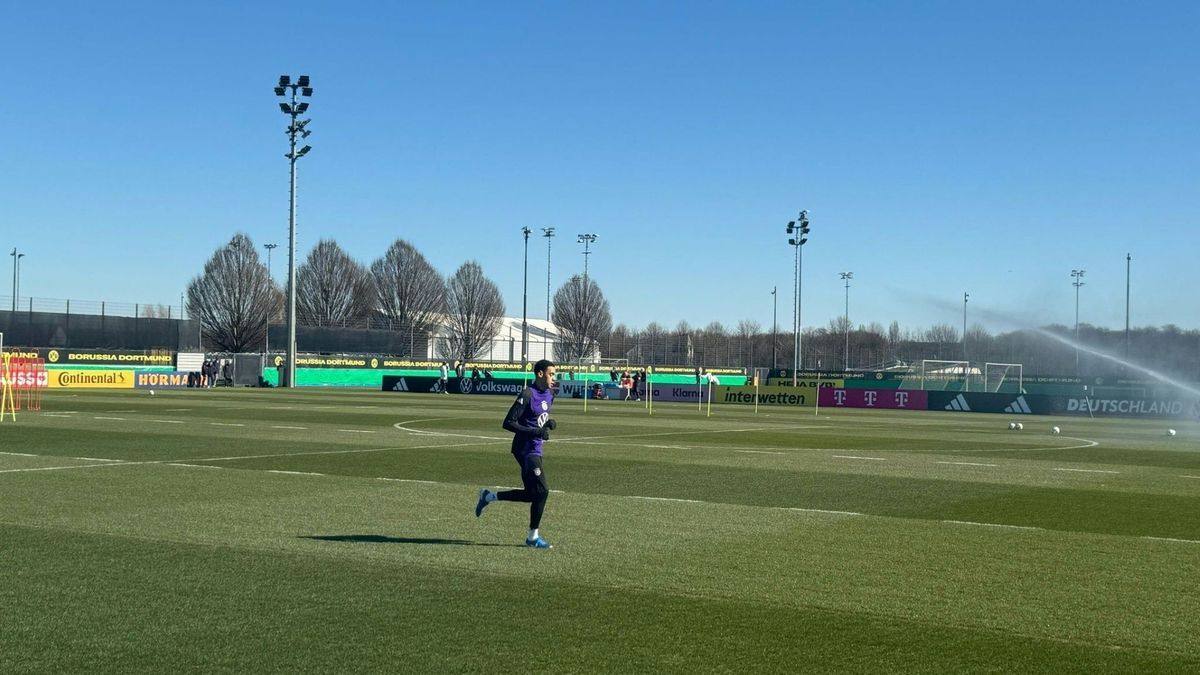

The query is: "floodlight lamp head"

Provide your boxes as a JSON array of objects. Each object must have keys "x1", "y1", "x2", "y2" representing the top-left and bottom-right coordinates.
[
  {"x1": 296, "y1": 102, "x2": 309, "y2": 113},
  {"x1": 297, "y1": 145, "x2": 312, "y2": 157},
  {"x1": 788, "y1": 238, "x2": 797, "y2": 245},
  {"x1": 786, "y1": 221, "x2": 795, "y2": 233},
  {"x1": 799, "y1": 237, "x2": 808, "y2": 245},
  {"x1": 274, "y1": 86, "x2": 286, "y2": 96},
  {"x1": 542, "y1": 227, "x2": 556, "y2": 236},
  {"x1": 297, "y1": 75, "x2": 310, "y2": 87},
  {"x1": 279, "y1": 75, "x2": 291, "y2": 87},
  {"x1": 301, "y1": 87, "x2": 313, "y2": 97},
  {"x1": 279, "y1": 102, "x2": 291, "y2": 114}
]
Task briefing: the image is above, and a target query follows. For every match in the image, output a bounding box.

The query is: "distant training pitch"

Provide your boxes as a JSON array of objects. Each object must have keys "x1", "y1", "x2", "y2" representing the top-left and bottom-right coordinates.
[{"x1": 2, "y1": 389, "x2": 1198, "y2": 672}]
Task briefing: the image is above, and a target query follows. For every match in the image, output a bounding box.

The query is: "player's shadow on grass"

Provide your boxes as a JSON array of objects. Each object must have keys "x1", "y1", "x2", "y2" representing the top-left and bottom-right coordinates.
[{"x1": 300, "y1": 534, "x2": 520, "y2": 547}]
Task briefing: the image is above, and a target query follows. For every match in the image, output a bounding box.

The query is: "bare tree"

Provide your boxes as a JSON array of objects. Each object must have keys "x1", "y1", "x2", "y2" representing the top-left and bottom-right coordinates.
[
  {"x1": 441, "y1": 261, "x2": 504, "y2": 360},
  {"x1": 736, "y1": 319, "x2": 762, "y2": 368},
  {"x1": 552, "y1": 274, "x2": 612, "y2": 363},
  {"x1": 186, "y1": 233, "x2": 281, "y2": 352},
  {"x1": 297, "y1": 239, "x2": 376, "y2": 326},
  {"x1": 371, "y1": 239, "x2": 447, "y2": 353}
]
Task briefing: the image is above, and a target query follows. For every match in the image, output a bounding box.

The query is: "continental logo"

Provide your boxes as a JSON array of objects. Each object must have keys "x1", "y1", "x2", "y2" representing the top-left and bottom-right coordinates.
[{"x1": 49, "y1": 370, "x2": 135, "y2": 389}]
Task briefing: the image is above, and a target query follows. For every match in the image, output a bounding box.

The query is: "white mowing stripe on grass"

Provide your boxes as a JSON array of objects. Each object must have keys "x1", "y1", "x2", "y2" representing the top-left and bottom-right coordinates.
[
  {"x1": 210, "y1": 422, "x2": 245, "y2": 427},
  {"x1": 266, "y1": 470, "x2": 325, "y2": 476},
  {"x1": 1142, "y1": 536, "x2": 1200, "y2": 544},
  {"x1": 94, "y1": 416, "x2": 126, "y2": 421},
  {"x1": 832, "y1": 455, "x2": 887, "y2": 461},
  {"x1": 338, "y1": 429, "x2": 377, "y2": 434},
  {"x1": 271, "y1": 425, "x2": 308, "y2": 430},
  {"x1": 1052, "y1": 468, "x2": 1119, "y2": 474},
  {"x1": 936, "y1": 461, "x2": 999, "y2": 467},
  {"x1": 735, "y1": 450, "x2": 786, "y2": 455},
  {"x1": 943, "y1": 520, "x2": 1041, "y2": 531}
]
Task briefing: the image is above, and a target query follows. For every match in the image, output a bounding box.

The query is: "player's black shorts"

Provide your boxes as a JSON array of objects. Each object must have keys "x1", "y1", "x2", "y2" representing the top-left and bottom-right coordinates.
[{"x1": 515, "y1": 453, "x2": 548, "y2": 496}]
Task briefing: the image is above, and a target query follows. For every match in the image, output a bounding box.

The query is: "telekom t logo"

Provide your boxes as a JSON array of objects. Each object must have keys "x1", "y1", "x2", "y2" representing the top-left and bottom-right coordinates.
[
  {"x1": 834, "y1": 390, "x2": 847, "y2": 406},
  {"x1": 864, "y1": 391, "x2": 878, "y2": 407},
  {"x1": 895, "y1": 391, "x2": 909, "y2": 408}
]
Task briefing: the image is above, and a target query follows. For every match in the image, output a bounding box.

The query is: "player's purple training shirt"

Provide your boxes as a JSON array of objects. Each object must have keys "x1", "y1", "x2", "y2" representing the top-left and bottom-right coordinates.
[{"x1": 514, "y1": 385, "x2": 555, "y2": 457}]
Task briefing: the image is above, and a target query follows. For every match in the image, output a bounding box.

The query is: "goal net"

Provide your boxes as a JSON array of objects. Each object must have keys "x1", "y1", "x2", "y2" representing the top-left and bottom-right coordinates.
[
  {"x1": 897, "y1": 360, "x2": 977, "y2": 391},
  {"x1": 983, "y1": 362, "x2": 1024, "y2": 394}
]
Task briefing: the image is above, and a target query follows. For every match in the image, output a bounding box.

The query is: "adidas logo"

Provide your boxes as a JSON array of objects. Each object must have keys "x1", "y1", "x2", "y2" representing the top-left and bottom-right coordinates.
[
  {"x1": 945, "y1": 394, "x2": 970, "y2": 412},
  {"x1": 1004, "y1": 396, "x2": 1032, "y2": 414},
  {"x1": 391, "y1": 378, "x2": 409, "y2": 392}
]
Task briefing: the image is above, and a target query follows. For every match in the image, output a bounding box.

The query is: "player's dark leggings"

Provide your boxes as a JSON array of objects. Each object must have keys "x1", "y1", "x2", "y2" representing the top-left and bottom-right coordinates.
[{"x1": 496, "y1": 453, "x2": 548, "y2": 529}]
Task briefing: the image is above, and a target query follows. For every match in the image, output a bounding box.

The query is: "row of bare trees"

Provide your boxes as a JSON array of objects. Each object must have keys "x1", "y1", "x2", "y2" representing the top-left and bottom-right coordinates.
[{"x1": 185, "y1": 233, "x2": 616, "y2": 359}]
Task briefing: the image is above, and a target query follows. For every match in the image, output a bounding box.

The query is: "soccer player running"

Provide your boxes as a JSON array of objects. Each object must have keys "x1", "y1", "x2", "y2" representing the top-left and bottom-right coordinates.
[{"x1": 475, "y1": 359, "x2": 557, "y2": 549}]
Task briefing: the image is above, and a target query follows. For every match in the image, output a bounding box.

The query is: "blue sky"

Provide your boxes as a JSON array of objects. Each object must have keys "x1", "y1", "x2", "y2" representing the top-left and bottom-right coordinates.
[{"x1": 1, "y1": 1, "x2": 1196, "y2": 333}]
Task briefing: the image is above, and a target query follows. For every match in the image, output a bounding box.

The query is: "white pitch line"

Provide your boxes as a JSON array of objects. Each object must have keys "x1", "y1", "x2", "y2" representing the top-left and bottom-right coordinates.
[
  {"x1": 266, "y1": 470, "x2": 325, "y2": 476},
  {"x1": 376, "y1": 477, "x2": 439, "y2": 485},
  {"x1": 42, "y1": 413, "x2": 76, "y2": 418},
  {"x1": 1182, "y1": 475, "x2": 1200, "y2": 480},
  {"x1": 271, "y1": 425, "x2": 308, "y2": 430},
  {"x1": 1142, "y1": 536, "x2": 1200, "y2": 544},
  {"x1": 632, "y1": 496, "x2": 704, "y2": 504},
  {"x1": 833, "y1": 455, "x2": 887, "y2": 461},
  {"x1": 936, "y1": 461, "x2": 999, "y2": 467},
  {"x1": 787, "y1": 507, "x2": 863, "y2": 516},
  {"x1": 152, "y1": 420, "x2": 184, "y2": 424},
  {"x1": 75, "y1": 457, "x2": 123, "y2": 463},
  {"x1": 0, "y1": 452, "x2": 39, "y2": 457},
  {"x1": 167, "y1": 463, "x2": 223, "y2": 470},
  {"x1": 1052, "y1": 468, "x2": 1120, "y2": 474},
  {"x1": 94, "y1": 416, "x2": 126, "y2": 421},
  {"x1": 165, "y1": 408, "x2": 192, "y2": 412},
  {"x1": 943, "y1": 520, "x2": 1041, "y2": 531},
  {"x1": 210, "y1": 422, "x2": 245, "y2": 427},
  {"x1": 338, "y1": 429, "x2": 377, "y2": 434},
  {"x1": 735, "y1": 450, "x2": 786, "y2": 455},
  {"x1": 646, "y1": 444, "x2": 689, "y2": 450}
]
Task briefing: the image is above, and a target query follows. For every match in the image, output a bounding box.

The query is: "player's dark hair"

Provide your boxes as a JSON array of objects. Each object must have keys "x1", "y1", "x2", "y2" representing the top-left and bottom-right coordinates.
[{"x1": 533, "y1": 359, "x2": 555, "y2": 376}]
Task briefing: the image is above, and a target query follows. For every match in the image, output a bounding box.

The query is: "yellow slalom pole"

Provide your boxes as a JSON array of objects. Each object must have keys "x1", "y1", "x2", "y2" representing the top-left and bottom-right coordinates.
[
  {"x1": 648, "y1": 371, "x2": 653, "y2": 416},
  {"x1": 814, "y1": 371, "x2": 821, "y2": 417},
  {"x1": 754, "y1": 370, "x2": 760, "y2": 414},
  {"x1": 1, "y1": 353, "x2": 15, "y2": 423}
]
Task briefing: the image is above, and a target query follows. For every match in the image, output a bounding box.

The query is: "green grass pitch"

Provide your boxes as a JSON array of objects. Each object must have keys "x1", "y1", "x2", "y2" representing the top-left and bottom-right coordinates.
[{"x1": 1, "y1": 388, "x2": 1198, "y2": 673}]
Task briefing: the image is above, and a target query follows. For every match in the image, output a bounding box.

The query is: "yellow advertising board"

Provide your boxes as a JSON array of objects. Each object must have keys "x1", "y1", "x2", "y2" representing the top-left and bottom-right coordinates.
[{"x1": 48, "y1": 369, "x2": 136, "y2": 389}]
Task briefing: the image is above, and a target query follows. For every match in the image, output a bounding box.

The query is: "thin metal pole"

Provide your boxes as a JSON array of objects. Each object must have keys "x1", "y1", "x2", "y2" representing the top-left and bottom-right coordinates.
[
  {"x1": 521, "y1": 227, "x2": 530, "y2": 362},
  {"x1": 286, "y1": 118, "x2": 298, "y2": 388},
  {"x1": 10, "y1": 249, "x2": 18, "y2": 312},
  {"x1": 792, "y1": 242, "x2": 799, "y2": 385},
  {"x1": 1125, "y1": 253, "x2": 1131, "y2": 360},
  {"x1": 771, "y1": 286, "x2": 777, "y2": 369}
]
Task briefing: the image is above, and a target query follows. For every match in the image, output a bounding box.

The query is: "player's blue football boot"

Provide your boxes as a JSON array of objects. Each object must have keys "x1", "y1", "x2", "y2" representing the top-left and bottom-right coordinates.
[
  {"x1": 475, "y1": 489, "x2": 490, "y2": 518},
  {"x1": 525, "y1": 537, "x2": 553, "y2": 549}
]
